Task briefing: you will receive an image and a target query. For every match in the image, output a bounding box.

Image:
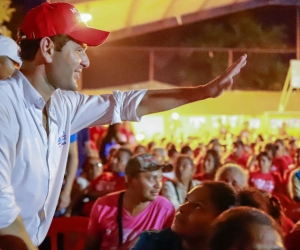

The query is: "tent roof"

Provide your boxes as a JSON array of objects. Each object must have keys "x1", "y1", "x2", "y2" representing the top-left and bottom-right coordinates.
[{"x1": 52, "y1": 0, "x2": 300, "y2": 41}]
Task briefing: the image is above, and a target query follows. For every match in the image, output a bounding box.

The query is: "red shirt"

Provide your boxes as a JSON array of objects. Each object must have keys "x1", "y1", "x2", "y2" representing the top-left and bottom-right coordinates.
[
  {"x1": 89, "y1": 171, "x2": 126, "y2": 193},
  {"x1": 225, "y1": 153, "x2": 249, "y2": 169},
  {"x1": 194, "y1": 173, "x2": 215, "y2": 181},
  {"x1": 249, "y1": 171, "x2": 281, "y2": 194},
  {"x1": 83, "y1": 172, "x2": 126, "y2": 217},
  {"x1": 272, "y1": 157, "x2": 289, "y2": 178}
]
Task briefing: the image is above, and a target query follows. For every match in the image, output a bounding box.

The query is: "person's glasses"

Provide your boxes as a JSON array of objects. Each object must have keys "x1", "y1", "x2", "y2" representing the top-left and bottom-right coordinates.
[{"x1": 92, "y1": 162, "x2": 103, "y2": 168}]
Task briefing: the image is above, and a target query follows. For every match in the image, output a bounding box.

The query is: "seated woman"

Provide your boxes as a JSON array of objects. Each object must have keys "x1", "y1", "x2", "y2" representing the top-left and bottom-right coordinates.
[
  {"x1": 132, "y1": 181, "x2": 237, "y2": 250},
  {"x1": 249, "y1": 151, "x2": 283, "y2": 194},
  {"x1": 195, "y1": 149, "x2": 220, "y2": 181},
  {"x1": 208, "y1": 206, "x2": 285, "y2": 250},
  {"x1": 161, "y1": 155, "x2": 200, "y2": 209},
  {"x1": 215, "y1": 163, "x2": 249, "y2": 192}
]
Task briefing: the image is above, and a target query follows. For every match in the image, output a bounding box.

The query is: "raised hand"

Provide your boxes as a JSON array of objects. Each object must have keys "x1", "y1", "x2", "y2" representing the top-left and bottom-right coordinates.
[{"x1": 203, "y1": 54, "x2": 247, "y2": 98}]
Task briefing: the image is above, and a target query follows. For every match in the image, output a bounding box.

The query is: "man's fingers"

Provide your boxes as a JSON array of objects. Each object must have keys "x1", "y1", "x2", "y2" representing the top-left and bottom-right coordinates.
[{"x1": 224, "y1": 54, "x2": 247, "y2": 78}]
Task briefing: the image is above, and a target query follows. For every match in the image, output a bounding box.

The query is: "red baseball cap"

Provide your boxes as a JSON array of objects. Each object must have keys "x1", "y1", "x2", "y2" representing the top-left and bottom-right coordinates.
[{"x1": 21, "y1": 2, "x2": 110, "y2": 47}]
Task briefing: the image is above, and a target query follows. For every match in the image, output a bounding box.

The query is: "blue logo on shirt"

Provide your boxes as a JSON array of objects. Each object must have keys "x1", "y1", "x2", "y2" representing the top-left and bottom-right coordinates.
[{"x1": 58, "y1": 131, "x2": 67, "y2": 148}]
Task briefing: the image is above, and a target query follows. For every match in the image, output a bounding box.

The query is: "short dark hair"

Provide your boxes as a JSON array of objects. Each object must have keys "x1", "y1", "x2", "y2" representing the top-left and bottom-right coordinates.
[
  {"x1": 265, "y1": 143, "x2": 278, "y2": 158},
  {"x1": 118, "y1": 147, "x2": 133, "y2": 157},
  {"x1": 275, "y1": 138, "x2": 284, "y2": 146},
  {"x1": 18, "y1": 31, "x2": 71, "y2": 61},
  {"x1": 201, "y1": 181, "x2": 237, "y2": 214},
  {"x1": 180, "y1": 145, "x2": 192, "y2": 154},
  {"x1": 209, "y1": 207, "x2": 283, "y2": 250},
  {"x1": 257, "y1": 151, "x2": 271, "y2": 162}
]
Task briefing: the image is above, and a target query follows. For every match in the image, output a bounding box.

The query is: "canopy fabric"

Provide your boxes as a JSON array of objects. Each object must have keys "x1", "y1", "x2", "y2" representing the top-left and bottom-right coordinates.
[{"x1": 52, "y1": 0, "x2": 300, "y2": 41}]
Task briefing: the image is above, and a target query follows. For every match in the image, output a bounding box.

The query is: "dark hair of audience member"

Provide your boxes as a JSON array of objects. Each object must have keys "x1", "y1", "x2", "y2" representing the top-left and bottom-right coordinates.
[
  {"x1": 209, "y1": 207, "x2": 284, "y2": 250},
  {"x1": 0, "y1": 235, "x2": 29, "y2": 250},
  {"x1": 236, "y1": 188, "x2": 282, "y2": 225},
  {"x1": 201, "y1": 181, "x2": 237, "y2": 214},
  {"x1": 180, "y1": 145, "x2": 192, "y2": 155}
]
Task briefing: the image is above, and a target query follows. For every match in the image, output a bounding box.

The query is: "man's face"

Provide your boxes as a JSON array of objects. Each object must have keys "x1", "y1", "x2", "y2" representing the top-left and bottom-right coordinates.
[
  {"x1": 110, "y1": 150, "x2": 131, "y2": 173},
  {"x1": 171, "y1": 185, "x2": 220, "y2": 239},
  {"x1": 0, "y1": 56, "x2": 18, "y2": 80},
  {"x1": 46, "y1": 39, "x2": 89, "y2": 91},
  {"x1": 84, "y1": 157, "x2": 103, "y2": 180},
  {"x1": 130, "y1": 169, "x2": 163, "y2": 202}
]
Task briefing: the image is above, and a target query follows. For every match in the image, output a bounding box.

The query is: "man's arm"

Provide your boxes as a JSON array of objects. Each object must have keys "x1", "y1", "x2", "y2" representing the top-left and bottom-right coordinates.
[
  {"x1": 0, "y1": 215, "x2": 37, "y2": 250},
  {"x1": 136, "y1": 54, "x2": 247, "y2": 117},
  {"x1": 58, "y1": 140, "x2": 79, "y2": 210}
]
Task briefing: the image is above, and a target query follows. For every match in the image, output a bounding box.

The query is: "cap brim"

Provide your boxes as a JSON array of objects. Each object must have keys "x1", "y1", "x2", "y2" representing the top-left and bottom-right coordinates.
[
  {"x1": 69, "y1": 27, "x2": 110, "y2": 47},
  {"x1": 139, "y1": 163, "x2": 173, "y2": 173}
]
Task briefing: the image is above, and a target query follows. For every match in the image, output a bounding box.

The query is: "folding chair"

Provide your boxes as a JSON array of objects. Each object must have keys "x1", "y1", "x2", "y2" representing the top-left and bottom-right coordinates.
[{"x1": 47, "y1": 216, "x2": 89, "y2": 250}]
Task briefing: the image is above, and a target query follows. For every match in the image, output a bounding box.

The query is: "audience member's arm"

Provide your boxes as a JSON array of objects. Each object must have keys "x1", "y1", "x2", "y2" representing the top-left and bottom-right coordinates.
[
  {"x1": 84, "y1": 235, "x2": 102, "y2": 250},
  {"x1": 290, "y1": 174, "x2": 300, "y2": 202},
  {"x1": 58, "y1": 140, "x2": 78, "y2": 210},
  {"x1": 0, "y1": 215, "x2": 37, "y2": 250},
  {"x1": 161, "y1": 181, "x2": 180, "y2": 210},
  {"x1": 136, "y1": 55, "x2": 247, "y2": 117}
]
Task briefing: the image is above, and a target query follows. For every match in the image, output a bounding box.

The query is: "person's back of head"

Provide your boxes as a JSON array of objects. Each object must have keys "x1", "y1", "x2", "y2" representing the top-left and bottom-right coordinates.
[
  {"x1": 237, "y1": 188, "x2": 282, "y2": 224},
  {"x1": 0, "y1": 235, "x2": 28, "y2": 250},
  {"x1": 209, "y1": 207, "x2": 284, "y2": 250}
]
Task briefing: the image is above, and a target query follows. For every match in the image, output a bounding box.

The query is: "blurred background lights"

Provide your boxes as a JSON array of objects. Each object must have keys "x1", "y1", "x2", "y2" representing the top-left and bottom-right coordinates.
[
  {"x1": 81, "y1": 13, "x2": 92, "y2": 23},
  {"x1": 136, "y1": 133, "x2": 145, "y2": 141},
  {"x1": 172, "y1": 112, "x2": 179, "y2": 120}
]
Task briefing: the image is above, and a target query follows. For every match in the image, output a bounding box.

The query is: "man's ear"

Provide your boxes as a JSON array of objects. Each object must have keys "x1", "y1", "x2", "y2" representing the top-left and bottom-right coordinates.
[{"x1": 40, "y1": 37, "x2": 55, "y2": 63}]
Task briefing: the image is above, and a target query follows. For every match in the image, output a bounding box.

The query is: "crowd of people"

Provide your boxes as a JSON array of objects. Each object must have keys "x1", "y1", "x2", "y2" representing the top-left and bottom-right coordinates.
[
  {"x1": 1, "y1": 1, "x2": 300, "y2": 250},
  {"x1": 48, "y1": 119, "x2": 300, "y2": 250}
]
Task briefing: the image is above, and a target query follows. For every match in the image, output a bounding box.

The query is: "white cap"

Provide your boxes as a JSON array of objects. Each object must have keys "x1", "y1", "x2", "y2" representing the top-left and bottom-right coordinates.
[{"x1": 0, "y1": 35, "x2": 22, "y2": 66}]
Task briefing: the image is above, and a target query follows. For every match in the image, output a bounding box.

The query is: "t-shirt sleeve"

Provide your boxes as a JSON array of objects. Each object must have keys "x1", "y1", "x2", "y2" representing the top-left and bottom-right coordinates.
[{"x1": 61, "y1": 89, "x2": 147, "y2": 134}]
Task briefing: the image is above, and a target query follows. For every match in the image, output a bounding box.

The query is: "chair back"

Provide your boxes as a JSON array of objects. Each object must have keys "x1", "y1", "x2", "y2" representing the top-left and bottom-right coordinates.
[{"x1": 47, "y1": 216, "x2": 89, "y2": 250}]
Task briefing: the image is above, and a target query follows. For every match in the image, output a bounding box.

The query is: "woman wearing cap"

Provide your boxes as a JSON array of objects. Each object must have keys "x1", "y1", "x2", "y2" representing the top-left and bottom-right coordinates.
[{"x1": 132, "y1": 181, "x2": 236, "y2": 250}]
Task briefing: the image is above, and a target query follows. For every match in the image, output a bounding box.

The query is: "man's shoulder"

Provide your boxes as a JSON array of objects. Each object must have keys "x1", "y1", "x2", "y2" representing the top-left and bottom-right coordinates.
[
  {"x1": 152, "y1": 195, "x2": 174, "y2": 210},
  {"x1": 95, "y1": 190, "x2": 122, "y2": 205}
]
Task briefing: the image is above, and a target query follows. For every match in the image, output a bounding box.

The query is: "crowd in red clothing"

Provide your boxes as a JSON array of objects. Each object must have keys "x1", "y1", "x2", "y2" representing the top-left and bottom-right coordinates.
[{"x1": 50, "y1": 122, "x2": 300, "y2": 250}]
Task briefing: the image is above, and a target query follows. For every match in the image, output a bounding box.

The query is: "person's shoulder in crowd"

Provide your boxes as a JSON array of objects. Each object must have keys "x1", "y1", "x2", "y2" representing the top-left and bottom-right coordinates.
[
  {"x1": 154, "y1": 195, "x2": 175, "y2": 210},
  {"x1": 131, "y1": 227, "x2": 183, "y2": 250}
]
